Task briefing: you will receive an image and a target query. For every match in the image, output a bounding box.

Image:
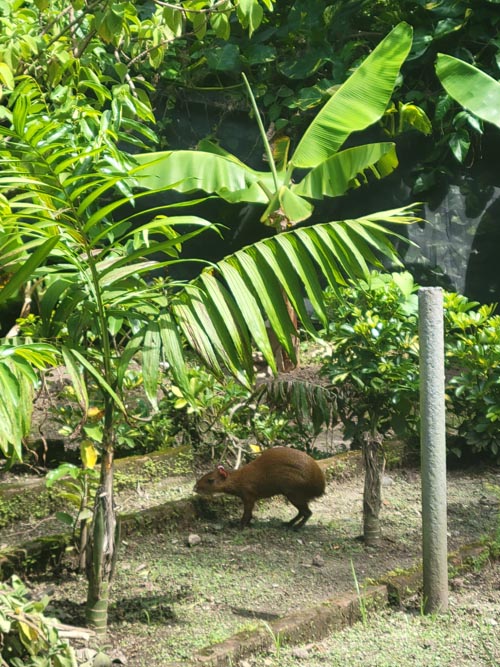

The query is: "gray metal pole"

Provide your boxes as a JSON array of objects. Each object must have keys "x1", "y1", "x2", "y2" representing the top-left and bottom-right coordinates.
[{"x1": 419, "y1": 287, "x2": 448, "y2": 613}]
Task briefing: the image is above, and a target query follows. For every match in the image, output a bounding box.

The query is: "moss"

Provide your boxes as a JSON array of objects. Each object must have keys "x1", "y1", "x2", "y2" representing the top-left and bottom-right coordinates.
[{"x1": 0, "y1": 488, "x2": 57, "y2": 528}]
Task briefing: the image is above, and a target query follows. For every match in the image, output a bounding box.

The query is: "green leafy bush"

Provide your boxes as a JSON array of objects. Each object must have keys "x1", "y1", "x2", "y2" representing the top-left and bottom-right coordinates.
[
  {"x1": 319, "y1": 271, "x2": 420, "y2": 446},
  {"x1": 0, "y1": 576, "x2": 76, "y2": 667},
  {"x1": 319, "y1": 271, "x2": 500, "y2": 464},
  {"x1": 167, "y1": 366, "x2": 295, "y2": 457},
  {"x1": 444, "y1": 294, "x2": 500, "y2": 462}
]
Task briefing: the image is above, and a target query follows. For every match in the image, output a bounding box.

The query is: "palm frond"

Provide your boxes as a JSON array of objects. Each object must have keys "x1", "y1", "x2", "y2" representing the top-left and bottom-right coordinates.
[{"x1": 257, "y1": 378, "x2": 338, "y2": 436}]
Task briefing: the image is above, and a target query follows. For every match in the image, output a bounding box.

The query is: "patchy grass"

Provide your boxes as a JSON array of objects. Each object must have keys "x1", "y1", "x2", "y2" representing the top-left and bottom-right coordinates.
[{"x1": 249, "y1": 560, "x2": 500, "y2": 667}]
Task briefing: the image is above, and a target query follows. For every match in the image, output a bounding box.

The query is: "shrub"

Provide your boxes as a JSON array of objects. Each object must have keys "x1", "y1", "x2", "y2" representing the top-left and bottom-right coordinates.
[
  {"x1": 319, "y1": 271, "x2": 420, "y2": 446},
  {"x1": 318, "y1": 271, "x2": 500, "y2": 464},
  {"x1": 444, "y1": 293, "x2": 500, "y2": 463},
  {"x1": 0, "y1": 576, "x2": 76, "y2": 667}
]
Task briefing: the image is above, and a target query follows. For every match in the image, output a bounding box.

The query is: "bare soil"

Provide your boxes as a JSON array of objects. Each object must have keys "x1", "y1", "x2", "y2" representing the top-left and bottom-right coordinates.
[{"x1": 19, "y1": 462, "x2": 500, "y2": 666}]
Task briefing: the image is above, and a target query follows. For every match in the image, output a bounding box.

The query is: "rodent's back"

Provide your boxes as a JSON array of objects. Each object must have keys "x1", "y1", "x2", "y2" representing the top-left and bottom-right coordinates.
[{"x1": 249, "y1": 447, "x2": 326, "y2": 499}]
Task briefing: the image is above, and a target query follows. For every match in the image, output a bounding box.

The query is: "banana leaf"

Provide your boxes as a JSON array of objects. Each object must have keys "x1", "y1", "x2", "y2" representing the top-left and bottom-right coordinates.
[
  {"x1": 290, "y1": 22, "x2": 413, "y2": 169},
  {"x1": 293, "y1": 143, "x2": 398, "y2": 199},
  {"x1": 134, "y1": 150, "x2": 279, "y2": 204},
  {"x1": 436, "y1": 54, "x2": 500, "y2": 129}
]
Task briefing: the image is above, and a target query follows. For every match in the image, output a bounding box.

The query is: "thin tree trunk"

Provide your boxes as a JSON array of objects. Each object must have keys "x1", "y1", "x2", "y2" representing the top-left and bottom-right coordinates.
[
  {"x1": 362, "y1": 432, "x2": 384, "y2": 546},
  {"x1": 268, "y1": 292, "x2": 300, "y2": 372},
  {"x1": 85, "y1": 438, "x2": 120, "y2": 636},
  {"x1": 78, "y1": 473, "x2": 90, "y2": 572}
]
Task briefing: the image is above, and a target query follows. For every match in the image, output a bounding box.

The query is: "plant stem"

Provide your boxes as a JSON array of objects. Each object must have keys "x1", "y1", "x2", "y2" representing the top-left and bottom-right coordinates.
[{"x1": 241, "y1": 73, "x2": 280, "y2": 193}]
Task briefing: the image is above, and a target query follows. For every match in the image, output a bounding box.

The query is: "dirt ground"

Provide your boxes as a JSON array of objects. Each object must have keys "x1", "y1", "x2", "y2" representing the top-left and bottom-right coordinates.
[{"x1": 19, "y1": 462, "x2": 500, "y2": 666}]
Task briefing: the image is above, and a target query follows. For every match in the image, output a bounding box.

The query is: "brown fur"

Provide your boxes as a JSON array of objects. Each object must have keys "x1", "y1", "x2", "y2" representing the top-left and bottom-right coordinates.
[{"x1": 194, "y1": 447, "x2": 326, "y2": 528}]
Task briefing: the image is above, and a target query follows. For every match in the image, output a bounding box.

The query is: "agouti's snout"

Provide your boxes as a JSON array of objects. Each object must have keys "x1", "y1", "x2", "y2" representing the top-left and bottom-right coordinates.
[{"x1": 194, "y1": 446, "x2": 325, "y2": 529}]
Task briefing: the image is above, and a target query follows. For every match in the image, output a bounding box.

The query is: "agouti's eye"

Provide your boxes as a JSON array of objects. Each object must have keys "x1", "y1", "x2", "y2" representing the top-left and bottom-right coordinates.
[{"x1": 207, "y1": 478, "x2": 214, "y2": 485}]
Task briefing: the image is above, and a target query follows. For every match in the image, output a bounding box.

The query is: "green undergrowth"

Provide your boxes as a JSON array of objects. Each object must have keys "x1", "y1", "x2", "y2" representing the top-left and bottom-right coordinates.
[{"x1": 0, "y1": 487, "x2": 57, "y2": 529}]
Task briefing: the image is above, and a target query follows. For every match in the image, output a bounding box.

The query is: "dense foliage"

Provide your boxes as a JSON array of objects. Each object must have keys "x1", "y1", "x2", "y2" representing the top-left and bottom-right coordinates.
[
  {"x1": 319, "y1": 271, "x2": 500, "y2": 464},
  {"x1": 320, "y1": 271, "x2": 420, "y2": 447},
  {"x1": 150, "y1": 1, "x2": 500, "y2": 171}
]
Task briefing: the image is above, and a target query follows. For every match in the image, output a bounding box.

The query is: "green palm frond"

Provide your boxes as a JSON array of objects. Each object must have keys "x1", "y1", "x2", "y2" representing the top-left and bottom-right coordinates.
[
  {"x1": 176, "y1": 206, "x2": 419, "y2": 382},
  {"x1": 257, "y1": 378, "x2": 338, "y2": 436},
  {"x1": 0, "y1": 343, "x2": 59, "y2": 460}
]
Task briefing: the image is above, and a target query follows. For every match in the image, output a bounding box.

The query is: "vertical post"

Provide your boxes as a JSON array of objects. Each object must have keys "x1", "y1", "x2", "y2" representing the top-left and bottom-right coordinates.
[{"x1": 419, "y1": 287, "x2": 448, "y2": 614}]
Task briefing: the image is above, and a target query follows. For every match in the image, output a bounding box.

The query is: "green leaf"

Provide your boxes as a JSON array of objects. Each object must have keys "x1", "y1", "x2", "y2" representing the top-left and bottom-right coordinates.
[
  {"x1": 293, "y1": 143, "x2": 399, "y2": 200},
  {"x1": 291, "y1": 22, "x2": 413, "y2": 169},
  {"x1": 61, "y1": 346, "x2": 89, "y2": 411},
  {"x1": 46, "y1": 463, "x2": 80, "y2": 487},
  {"x1": 436, "y1": 53, "x2": 500, "y2": 129},
  {"x1": 12, "y1": 93, "x2": 29, "y2": 136},
  {"x1": 142, "y1": 322, "x2": 161, "y2": 410},
  {"x1": 163, "y1": 6, "x2": 183, "y2": 36},
  {"x1": 272, "y1": 233, "x2": 327, "y2": 323},
  {"x1": 0, "y1": 63, "x2": 14, "y2": 89},
  {"x1": 183, "y1": 283, "x2": 256, "y2": 383},
  {"x1": 191, "y1": 12, "x2": 207, "y2": 40},
  {"x1": 157, "y1": 312, "x2": 190, "y2": 393},
  {"x1": 198, "y1": 273, "x2": 254, "y2": 383},
  {"x1": 173, "y1": 301, "x2": 224, "y2": 376},
  {"x1": 214, "y1": 259, "x2": 277, "y2": 371},
  {"x1": 230, "y1": 251, "x2": 298, "y2": 361},
  {"x1": 0, "y1": 236, "x2": 60, "y2": 304},
  {"x1": 55, "y1": 511, "x2": 76, "y2": 526},
  {"x1": 210, "y1": 12, "x2": 230, "y2": 40},
  {"x1": 236, "y1": 0, "x2": 264, "y2": 36},
  {"x1": 278, "y1": 186, "x2": 314, "y2": 223},
  {"x1": 69, "y1": 348, "x2": 127, "y2": 414},
  {"x1": 449, "y1": 128, "x2": 470, "y2": 163},
  {"x1": 134, "y1": 150, "x2": 276, "y2": 204}
]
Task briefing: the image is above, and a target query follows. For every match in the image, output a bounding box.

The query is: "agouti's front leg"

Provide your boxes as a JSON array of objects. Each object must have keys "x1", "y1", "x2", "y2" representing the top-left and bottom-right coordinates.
[{"x1": 240, "y1": 496, "x2": 255, "y2": 527}]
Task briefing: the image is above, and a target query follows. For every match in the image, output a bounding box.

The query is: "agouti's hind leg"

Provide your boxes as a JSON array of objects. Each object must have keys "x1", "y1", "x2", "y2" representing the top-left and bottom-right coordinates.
[{"x1": 285, "y1": 502, "x2": 312, "y2": 529}]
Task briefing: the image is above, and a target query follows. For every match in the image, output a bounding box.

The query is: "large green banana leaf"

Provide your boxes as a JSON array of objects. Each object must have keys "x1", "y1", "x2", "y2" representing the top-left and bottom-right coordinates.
[
  {"x1": 134, "y1": 22, "x2": 412, "y2": 221},
  {"x1": 290, "y1": 22, "x2": 413, "y2": 169},
  {"x1": 436, "y1": 54, "x2": 500, "y2": 129},
  {"x1": 134, "y1": 150, "x2": 279, "y2": 204},
  {"x1": 292, "y1": 143, "x2": 398, "y2": 199}
]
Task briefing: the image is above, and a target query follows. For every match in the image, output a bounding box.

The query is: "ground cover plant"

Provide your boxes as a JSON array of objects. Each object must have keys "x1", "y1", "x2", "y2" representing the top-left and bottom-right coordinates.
[
  {"x1": 249, "y1": 562, "x2": 500, "y2": 667},
  {"x1": 0, "y1": 575, "x2": 76, "y2": 667}
]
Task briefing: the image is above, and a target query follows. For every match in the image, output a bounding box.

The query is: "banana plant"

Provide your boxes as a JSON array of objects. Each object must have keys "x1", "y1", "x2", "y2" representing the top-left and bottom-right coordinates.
[
  {"x1": 436, "y1": 54, "x2": 500, "y2": 130},
  {"x1": 134, "y1": 22, "x2": 413, "y2": 227}
]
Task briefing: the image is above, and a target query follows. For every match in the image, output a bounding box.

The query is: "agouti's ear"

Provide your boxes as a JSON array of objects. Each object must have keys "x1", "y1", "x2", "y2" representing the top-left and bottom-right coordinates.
[{"x1": 217, "y1": 465, "x2": 228, "y2": 478}]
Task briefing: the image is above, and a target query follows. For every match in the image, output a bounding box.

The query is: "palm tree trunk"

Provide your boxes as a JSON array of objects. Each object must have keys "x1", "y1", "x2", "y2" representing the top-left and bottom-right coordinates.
[
  {"x1": 85, "y1": 412, "x2": 120, "y2": 637},
  {"x1": 362, "y1": 432, "x2": 384, "y2": 546}
]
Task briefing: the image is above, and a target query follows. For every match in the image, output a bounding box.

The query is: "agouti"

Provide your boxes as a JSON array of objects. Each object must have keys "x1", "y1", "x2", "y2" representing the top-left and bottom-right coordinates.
[{"x1": 194, "y1": 446, "x2": 326, "y2": 529}]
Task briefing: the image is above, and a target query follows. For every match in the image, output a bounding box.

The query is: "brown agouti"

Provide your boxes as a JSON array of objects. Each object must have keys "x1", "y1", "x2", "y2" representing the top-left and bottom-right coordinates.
[{"x1": 194, "y1": 446, "x2": 326, "y2": 529}]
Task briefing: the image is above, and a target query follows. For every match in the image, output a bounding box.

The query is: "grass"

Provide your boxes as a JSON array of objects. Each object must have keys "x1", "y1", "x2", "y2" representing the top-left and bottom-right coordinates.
[{"x1": 249, "y1": 562, "x2": 500, "y2": 667}]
